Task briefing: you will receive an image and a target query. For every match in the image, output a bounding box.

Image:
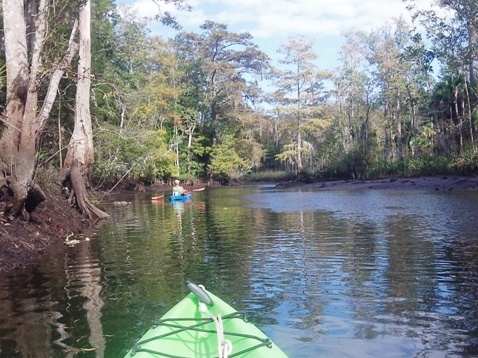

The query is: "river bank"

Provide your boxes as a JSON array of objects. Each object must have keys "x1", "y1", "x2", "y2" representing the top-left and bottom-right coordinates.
[
  {"x1": 1, "y1": 175, "x2": 478, "y2": 274},
  {"x1": 276, "y1": 175, "x2": 478, "y2": 191},
  {"x1": 0, "y1": 187, "x2": 96, "y2": 274}
]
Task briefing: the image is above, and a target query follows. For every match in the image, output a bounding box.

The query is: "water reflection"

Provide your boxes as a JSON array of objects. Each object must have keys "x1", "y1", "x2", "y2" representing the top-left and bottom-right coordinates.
[
  {"x1": 244, "y1": 188, "x2": 478, "y2": 357},
  {"x1": 1, "y1": 187, "x2": 478, "y2": 357},
  {"x1": 0, "y1": 268, "x2": 56, "y2": 357},
  {"x1": 0, "y1": 238, "x2": 105, "y2": 357}
]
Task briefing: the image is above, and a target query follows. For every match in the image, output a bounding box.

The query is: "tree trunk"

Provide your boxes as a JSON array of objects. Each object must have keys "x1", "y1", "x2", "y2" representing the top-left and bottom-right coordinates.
[
  {"x1": 66, "y1": 159, "x2": 109, "y2": 220},
  {"x1": 454, "y1": 86, "x2": 463, "y2": 154},
  {"x1": 64, "y1": 0, "x2": 95, "y2": 173},
  {"x1": 62, "y1": 0, "x2": 109, "y2": 221},
  {"x1": 36, "y1": 20, "x2": 79, "y2": 134},
  {"x1": 296, "y1": 83, "x2": 303, "y2": 176},
  {"x1": 0, "y1": 0, "x2": 48, "y2": 218},
  {"x1": 296, "y1": 113, "x2": 303, "y2": 174},
  {"x1": 464, "y1": 79, "x2": 476, "y2": 151},
  {"x1": 396, "y1": 94, "x2": 404, "y2": 160},
  {"x1": 0, "y1": 0, "x2": 108, "y2": 225}
]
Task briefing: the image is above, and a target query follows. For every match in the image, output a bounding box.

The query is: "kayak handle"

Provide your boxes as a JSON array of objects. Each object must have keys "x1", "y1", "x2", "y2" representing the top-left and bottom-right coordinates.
[{"x1": 186, "y1": 280, "x2": 214, "y2": 306}]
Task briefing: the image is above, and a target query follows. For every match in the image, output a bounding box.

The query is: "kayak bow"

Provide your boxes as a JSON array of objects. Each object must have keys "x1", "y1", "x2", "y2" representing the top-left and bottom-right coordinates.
[{"x1": 124, "y1": 282, "x2": 289, "y2": 358}]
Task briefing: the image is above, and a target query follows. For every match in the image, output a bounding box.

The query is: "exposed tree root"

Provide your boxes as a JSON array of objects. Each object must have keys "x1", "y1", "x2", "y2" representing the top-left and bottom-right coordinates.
[{"x1": 65, "y1": 159, "x2": 109, "y2": 220}]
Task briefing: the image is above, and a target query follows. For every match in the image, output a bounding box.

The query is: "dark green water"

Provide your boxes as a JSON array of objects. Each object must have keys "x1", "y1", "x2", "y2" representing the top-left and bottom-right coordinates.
[{"x1": 1, "y1": 185, "x2": 478, "y2": 357}]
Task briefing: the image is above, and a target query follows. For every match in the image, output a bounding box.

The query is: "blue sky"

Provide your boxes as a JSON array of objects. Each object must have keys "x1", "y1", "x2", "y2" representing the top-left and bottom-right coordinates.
[{"x1": 120, "y1": 0, "x2": 441, "y2": 70}]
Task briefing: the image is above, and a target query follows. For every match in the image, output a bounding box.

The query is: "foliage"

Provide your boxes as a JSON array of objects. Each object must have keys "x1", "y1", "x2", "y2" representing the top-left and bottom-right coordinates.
[
  {"x1": 245, "y1": 170, "x2": 297, "y2": 182},
  {"x1": 181, "y1": 134, "x2": 211, "y2": 179},
  {"x1": 365, "y1": 155, "x2": 453, "y2": 178},
  {"x1": 5, "y1": 0, "x2": 478, "y2": 192},
  {"x1": 272, "y1": 35, "x2": 329, "y2": 174},
  {"x1": 207, "y1": 135, "x2": 258, "y2": 183},
  {"x1": 93, "y1": 126, "x2": 175, "y2": 188},
  {"x1": 451, "y1": 151, "x2": 478, "y2": 174},
  {"x1": 173, "y1": 21, "x2": 271, "y2": 137},
  {"x1": 403, "y1": 155, "x2": 451, "y2": 176},
  {"x1": 317, "y1": 148, "x2": 370, "y2": 180}
]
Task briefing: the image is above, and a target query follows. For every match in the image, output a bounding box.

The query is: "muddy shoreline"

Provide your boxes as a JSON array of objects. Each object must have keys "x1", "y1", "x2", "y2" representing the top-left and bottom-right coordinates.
[{"x1": 276, "y1": 175, "x2": 478, "y2": 191}]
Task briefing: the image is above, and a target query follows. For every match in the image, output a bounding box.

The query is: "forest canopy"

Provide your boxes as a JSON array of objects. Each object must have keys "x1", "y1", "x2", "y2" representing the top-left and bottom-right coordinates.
[{"x1": 0, "y1": 0, "x2": 477, "y2": 197}]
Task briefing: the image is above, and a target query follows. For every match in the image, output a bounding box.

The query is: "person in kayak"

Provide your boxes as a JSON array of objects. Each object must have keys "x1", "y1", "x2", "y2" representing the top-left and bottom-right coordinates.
[{"x1": 172, "y1": 179, "x2": 189, "y2": 196}]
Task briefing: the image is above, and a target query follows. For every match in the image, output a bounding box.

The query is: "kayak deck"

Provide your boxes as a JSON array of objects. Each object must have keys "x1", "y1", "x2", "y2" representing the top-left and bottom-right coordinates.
[
  {"x1": 168, "y1": 193, "x2": 192, "y2": 201},
  {"x1": 124, "y1": 288, "x2": 288, "y2": 358}
]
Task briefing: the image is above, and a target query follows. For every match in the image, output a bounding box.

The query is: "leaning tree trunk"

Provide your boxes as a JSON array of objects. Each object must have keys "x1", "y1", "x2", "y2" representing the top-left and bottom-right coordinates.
[{"x1": 62, "y1": 0, "x2": 109, "y2": 220}]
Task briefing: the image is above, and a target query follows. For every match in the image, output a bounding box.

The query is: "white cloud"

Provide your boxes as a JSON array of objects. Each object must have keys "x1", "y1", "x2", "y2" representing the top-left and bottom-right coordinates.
[
  {"x1": 120, "y1": 0, "x2": 440, "y2": 38},
  {"x1": 179, "y1": 0, "x2": 437, "y2": 38},
  {"x1": 120, "y1": 0, "x2": 443, "y2": 68},
  {"x1": 122, "y1": 0, "x2": 439, "y2": 38}
]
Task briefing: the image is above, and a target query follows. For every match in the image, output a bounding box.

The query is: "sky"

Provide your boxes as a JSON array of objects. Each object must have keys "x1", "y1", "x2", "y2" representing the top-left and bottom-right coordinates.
[{"x1": 121, "y1": 0, "x2": 442, "y2": 70}]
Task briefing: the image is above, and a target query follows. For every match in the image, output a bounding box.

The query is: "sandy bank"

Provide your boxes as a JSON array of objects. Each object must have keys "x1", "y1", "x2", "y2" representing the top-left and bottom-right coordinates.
[{"x1": 276, "y1": 175, "x2": 478, "y2": 192}]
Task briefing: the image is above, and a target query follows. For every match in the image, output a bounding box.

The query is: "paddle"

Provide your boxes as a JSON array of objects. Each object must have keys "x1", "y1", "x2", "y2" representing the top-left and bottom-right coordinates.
[
  {"x1": 182, "y1": 187, "x2": 205, "y2": 195},
  {"x1": 154, "y1": 187, "x2": 203, "y2": 199}
]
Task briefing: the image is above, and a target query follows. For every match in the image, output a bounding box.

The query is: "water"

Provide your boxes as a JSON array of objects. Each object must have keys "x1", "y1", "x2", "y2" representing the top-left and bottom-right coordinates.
[{"x1": 1, "y1": 185, "x2": 478, "y2": 357}]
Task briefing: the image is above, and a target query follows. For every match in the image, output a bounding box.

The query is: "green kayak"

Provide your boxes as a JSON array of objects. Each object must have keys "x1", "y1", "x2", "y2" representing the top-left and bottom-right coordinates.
[{"x1": 124, "y1": 281, "x2": 289, "y2": 358}]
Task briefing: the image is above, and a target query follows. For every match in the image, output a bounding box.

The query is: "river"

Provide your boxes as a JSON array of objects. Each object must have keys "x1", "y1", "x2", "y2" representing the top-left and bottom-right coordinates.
[{"x1": 1, "y1": 185, "x2": 478, "y2": 357}]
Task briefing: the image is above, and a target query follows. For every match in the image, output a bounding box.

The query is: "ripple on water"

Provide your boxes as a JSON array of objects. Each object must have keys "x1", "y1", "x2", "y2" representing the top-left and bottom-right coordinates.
[{"x1": 2, "y1": 188, "x2": 478, "y2": 357}]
